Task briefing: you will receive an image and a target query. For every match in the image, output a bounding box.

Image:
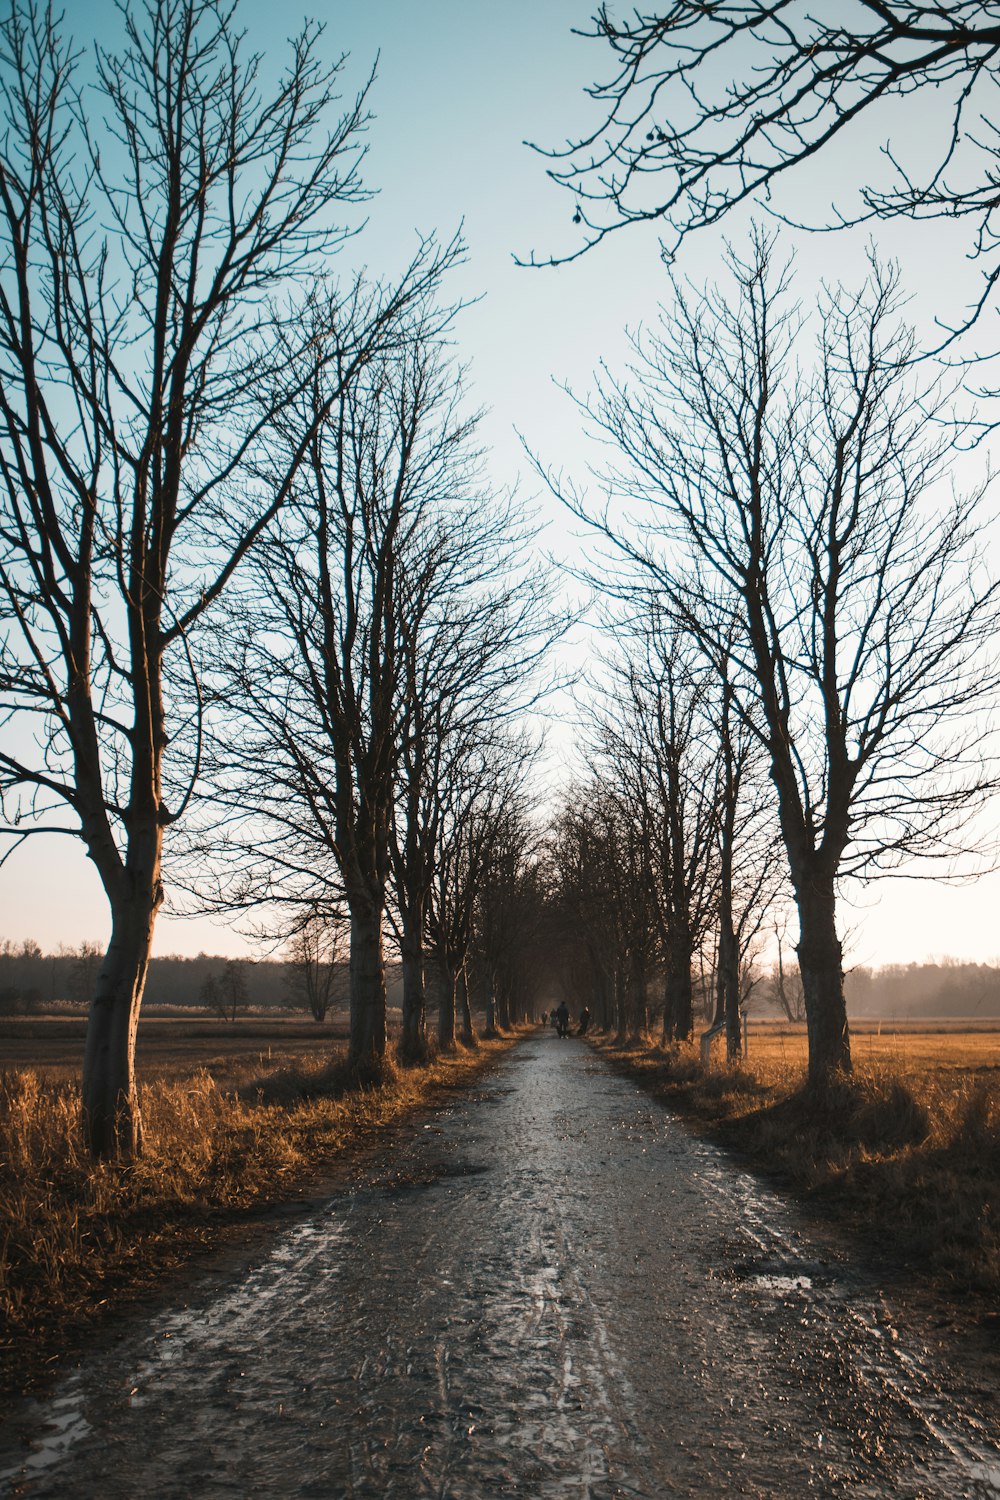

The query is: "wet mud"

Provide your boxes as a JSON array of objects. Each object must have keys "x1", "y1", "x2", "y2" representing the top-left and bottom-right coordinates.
[{"x1": 3, "y1": 1036, "x2": 1000, "y2": 1497}]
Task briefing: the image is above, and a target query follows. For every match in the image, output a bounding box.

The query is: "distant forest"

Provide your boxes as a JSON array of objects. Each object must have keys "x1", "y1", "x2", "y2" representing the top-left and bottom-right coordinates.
[
  {"x1": 2, "y1": 940, "x2": 999, "y2": 1021},
  {"x1": 844, "y1": 963, "x2": 1000, "y2": 1020},
  {"x1": 0, "y1": 941, "x2": 360, "y2": 1017}
]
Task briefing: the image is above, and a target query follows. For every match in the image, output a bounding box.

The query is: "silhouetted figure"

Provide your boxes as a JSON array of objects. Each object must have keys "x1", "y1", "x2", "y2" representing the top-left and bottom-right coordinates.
[
  {"x1": 577, "y1": 1007, "x2": 590, "y2": 1036},
  {"x1": 556, "y1": 1001, "x2": 570, "y2": 1038}
]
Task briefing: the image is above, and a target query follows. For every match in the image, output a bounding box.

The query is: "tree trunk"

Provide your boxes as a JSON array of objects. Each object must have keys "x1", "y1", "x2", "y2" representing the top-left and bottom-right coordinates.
[
  {"x1": 795, "y1": 874, "x2": 851, "y2": 1085},
  {"x1": 716, "y1": 908, "x2": 741, "y2": 1062},
  {"x1": 484, "y1": 979, "x2": 498, "y2": 1036},
  {"x1": 614, "y1": 958, "x2": 627, "y2": 1042},
  {"x1": 663, "y1": 925, "x2": 693, "y2": 1043},
  {"x1": 398, "y1": 932, "x2": 427, "y2": 1061},
  {"x1": 348, "y1": 898, "x2": 387, "y2": 1067},
  {"x1": 597, "y1": 964, "x2": 613, "y2": 1032},
  {"x1": 458, "y1": 966, "x2": 476, "y2": 1046},
  {"x1": 433, "y1": 955, "x2": 457, "y2": 1050},
  {"x1": 82, "y1": 894, "x2": 158, "y2": 1159},
  {"x1": 626, "y1": 952, "x2": 647, "y2": 1040},
  {"x1": 81, "y1": 812, "x2": 163, "y2": 1160}
]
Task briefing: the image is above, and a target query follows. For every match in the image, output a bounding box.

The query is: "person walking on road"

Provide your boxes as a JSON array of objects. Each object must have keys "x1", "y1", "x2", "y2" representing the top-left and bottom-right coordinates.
[{"x1": 555, "y1": 1000, "x2": 570, "y2": 1038}]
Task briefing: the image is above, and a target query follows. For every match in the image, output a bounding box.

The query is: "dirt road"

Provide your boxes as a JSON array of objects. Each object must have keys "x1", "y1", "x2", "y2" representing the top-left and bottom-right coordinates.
[{"x1": 4, "y1": 1036, "x2": 1000, "y2": 1497}]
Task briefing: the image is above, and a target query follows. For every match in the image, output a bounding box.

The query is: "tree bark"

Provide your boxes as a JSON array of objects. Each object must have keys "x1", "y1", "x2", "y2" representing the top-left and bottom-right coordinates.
[
  {"x1": 458, "y1": 966, "x2": 476, "y2": 1046},
  {"x1": 82, "y1": 873, "x2": 161, "y2": 1158},
  {"x1": 80, "y1": 629, "x2": 165, "y2": 1158},
  {"x1": 663, "y1": 925, "x2": 693, "y2": 1042},
  {"x1": 348, "y1": 899, "x2": 387, "y2": 1067},
  {"x1": 398, "y1": 932, "x2": 427, "y2": 1061},
  {"x1": 626, "y1": 951, "x2": 647, "y2": 1039},
  {"x1": 718, "y1": 917, "x2": 741, "y2": 1062},
  {"x1": 614, "y1": 958, "x2": 627, "y2": 1042},
  {"x1": 795, "y1": 873, "x2": 852, "y2": 1085},
  {"x1": 494, "y1": 979, "x2": 511, "y2": 1032},
  {"x1": 484, "y1": 978, "x2": 499, "y2": 1036},
  {"x1": 433, "y1": 954, "x2": 457, "y2": 1050}
]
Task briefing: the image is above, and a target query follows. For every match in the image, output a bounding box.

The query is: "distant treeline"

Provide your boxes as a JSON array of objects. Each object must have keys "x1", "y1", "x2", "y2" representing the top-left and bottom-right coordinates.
[
  {"x1": 3, "y1": 940, "x2": 999, "y2": 1020},
  {"x1": 748, "y1": 959, "x2": 1000, "y2": 1021},
  {"x1": 844, "y1": 962, "x2": 1000, "y2": 1019},
  {"x1": 0, "y1": 941, "x2": 370, "y2": 1015}
]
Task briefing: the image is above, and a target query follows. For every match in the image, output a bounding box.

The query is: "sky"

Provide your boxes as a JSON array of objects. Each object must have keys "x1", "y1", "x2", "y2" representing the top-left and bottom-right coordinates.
[{"x1": 3, "y1": 0, "x2": 1000, "y2": 968}]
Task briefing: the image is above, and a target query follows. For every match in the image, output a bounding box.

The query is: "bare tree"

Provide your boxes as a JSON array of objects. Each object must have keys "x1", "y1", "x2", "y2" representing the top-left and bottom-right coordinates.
[
  {"x1": 474, "y1": 807, "x2": 548, "y2": 1033},
  {"x1": 284, "y1": 908, "x2": 348, "y2": 1023},
  {"x1": 616, "y1": 633, "x2": 720, "y2": 1042},
  {"x1": 199, "y1": 959, "x2": 248, "y2": 1023},
  {"x1": 0, "y1": 0, "x2": 440, "y2": 1156},
  {"x1": 205, "y1": 278, "x2": 473, "y2": 1072},
  {"x1": 528, "y1": 0, "x2": 1000, "y2": 313},
  {"x1": 425, "y1": 734, "x2": 536, "y2": 1049},
  {"x1": 706, "y1": 630, "x2": 785, "y2": 1059},
  {"x1": 555, "y1": 236, "x2": 1000, "y2": 1084},
  {"x1": 547, "y1": 792, "x2": 623, "y2": 1032},
  {"x1": 767, "y1": 915, "x2": 807, "y2": 1024},
  {"x1": 389, "y1": 492, "x2": 556, "y2": 1059},
  {"x1": 68, "y1": 941, "x2": 103, "y2": 1007},
  {"x1": 548, "y1": 777, "x2": 655, "y2": 1040}
]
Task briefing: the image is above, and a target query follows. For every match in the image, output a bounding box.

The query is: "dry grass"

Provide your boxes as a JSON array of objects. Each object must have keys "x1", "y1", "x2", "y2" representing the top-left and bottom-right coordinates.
[
  {"x1": 744, "y1": 1018, "x2": 1000, "y2": 1077},
  {"x1": 0, "y1": 1034, "x2": 518, "y2": 1395},
  {"x1": 593, "y1": 1028, "x2": 1000, "y2": 1300}
]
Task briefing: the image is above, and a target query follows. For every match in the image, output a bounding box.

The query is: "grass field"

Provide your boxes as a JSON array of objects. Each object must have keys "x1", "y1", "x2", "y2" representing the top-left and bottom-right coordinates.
[
  {"x1": 743, "y1": 1017, "x2": 1000, "y2": 1077},
  {"x1": 0, "y1": 1011, "x2": 354, "y2": 1084}
]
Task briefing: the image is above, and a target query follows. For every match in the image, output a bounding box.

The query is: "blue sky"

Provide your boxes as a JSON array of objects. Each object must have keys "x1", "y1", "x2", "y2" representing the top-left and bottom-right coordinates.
[{"x1": 4, "y1": 0, "x2": 1000, "y2": 967}]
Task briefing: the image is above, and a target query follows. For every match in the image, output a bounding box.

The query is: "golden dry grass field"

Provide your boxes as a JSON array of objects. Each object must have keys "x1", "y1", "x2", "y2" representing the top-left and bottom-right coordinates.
[{"x1": 743, "y1": 1017, "x2": 1000, "y2": 1080}]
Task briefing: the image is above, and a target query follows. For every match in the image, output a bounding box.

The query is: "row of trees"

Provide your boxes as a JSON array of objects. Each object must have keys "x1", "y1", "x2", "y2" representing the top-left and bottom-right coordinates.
[
  {"x1": 545, "y1": 612, "x2": 779, "y2": 1058},
  {"x1": 539, "y1": 238, "x2": 1000, "y2": 1081},
  {"x1": 0, "y1": 939, "x2": 344, "y2": 1019},
  {"x1": 7, "y1": 0, "x2": 1000, "y2": 1154},
  {"x1": 0, "y1": 0, "x2": 552, "y2": 1157},
  {"x1": 530, "y1": 2, "x2": 1000, "y2": 1086}
]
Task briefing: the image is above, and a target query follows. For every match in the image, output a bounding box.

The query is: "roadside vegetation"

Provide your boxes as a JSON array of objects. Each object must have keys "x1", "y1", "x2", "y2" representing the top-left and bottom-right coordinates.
[
  {"x1": 0, "y1": 1030, "x2": 519, "y2": 1396},
  {"x1": 591, "y1": 1026, "x2": 1000, "y2": 1301}
]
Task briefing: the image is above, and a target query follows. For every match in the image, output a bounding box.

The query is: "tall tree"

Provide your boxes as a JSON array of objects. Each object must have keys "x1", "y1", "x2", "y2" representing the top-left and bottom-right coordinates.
[
  {"x1": 208, "y1": 280, "x2": 473, "y2": 1071},
  {"x1": 554, "y1": 238, "x2": 1000, "y2": 1083},
  {"x1": 425, "y1": 734, "x2": 535, "y2": 1049},
  {"x1": 474, "y1": 808, "x2": 548, "y2": 1034},
  {"x1": 284, "y1": 908, "x2": 348, "y2": 1024},
  {"x1": 547, "y1": 792, "x2": 624, "y2": 1032},
  {"x1": 604, "y1": 632, "x2": 721, "y2": 1042},
  {"x1": 390, "y1": 492, "x2": 555, "y2": 1059},
  {"x1": 0, "y1": 0, "x2": 417, "y2": 1156}
]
